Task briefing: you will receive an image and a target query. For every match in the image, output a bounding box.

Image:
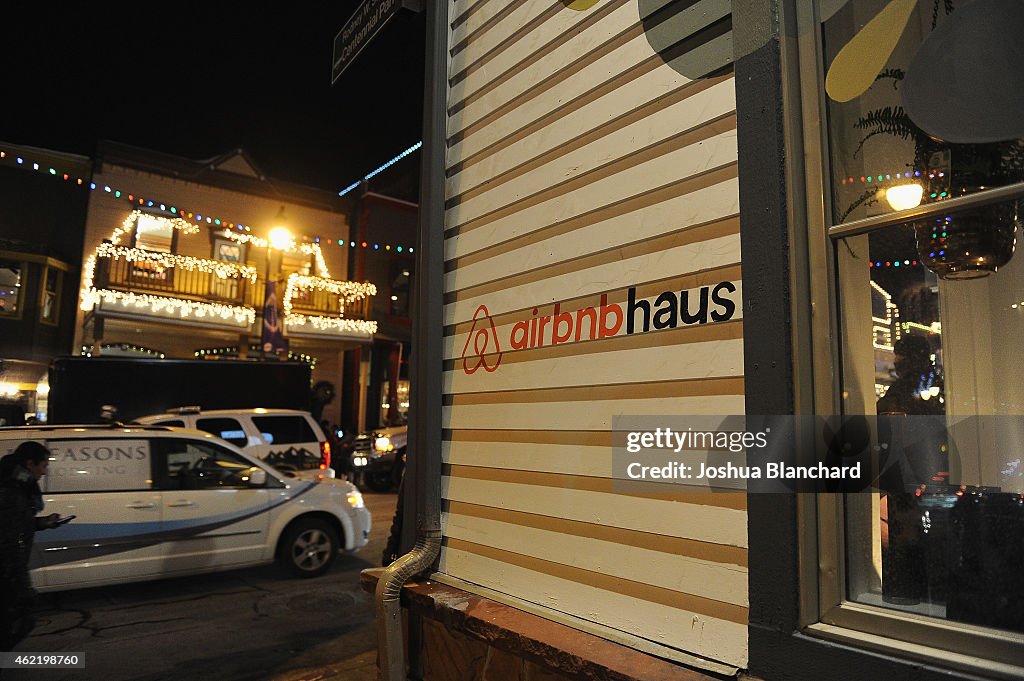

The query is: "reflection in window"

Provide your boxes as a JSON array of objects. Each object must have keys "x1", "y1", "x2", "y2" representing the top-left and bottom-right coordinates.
[
  {"x1": 824, "y1": 0, "x2": 1024, "y2": 228},
  {"x1": 0, "y1": 260, "x2": 22, "y2": 316},
  {"x1": 825, "y1": 0, "x2": 1024, "y2": 635}
]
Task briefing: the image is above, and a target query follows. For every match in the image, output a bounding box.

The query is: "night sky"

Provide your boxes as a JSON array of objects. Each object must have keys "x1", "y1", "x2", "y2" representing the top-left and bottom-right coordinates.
[{"x1": 1, "y1": 2, "x2": 426, "y2": 194}]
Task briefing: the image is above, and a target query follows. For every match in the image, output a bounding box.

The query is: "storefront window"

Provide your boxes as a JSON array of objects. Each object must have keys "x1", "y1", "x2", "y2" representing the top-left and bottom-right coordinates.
[
  {"x1": 819, "y1": 0, "x2": 1024, "y2": 641},
  {"x1": 823, "y1": 0, "x2": 1024, "y2": 228}
]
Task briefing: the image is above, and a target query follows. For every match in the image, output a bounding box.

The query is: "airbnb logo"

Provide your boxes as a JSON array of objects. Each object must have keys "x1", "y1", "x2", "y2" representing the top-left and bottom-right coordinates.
[
  {"x1": 462, "y1": 304, "x2": 503, "y2": 374},
  {"x1": 462, "y1": 282, "x2": 739, "y2": 377}
]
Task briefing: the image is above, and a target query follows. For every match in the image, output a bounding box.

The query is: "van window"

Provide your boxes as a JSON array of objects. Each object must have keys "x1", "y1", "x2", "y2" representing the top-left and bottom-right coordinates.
[
  {"x1": 153, "y1": 419, "x2": 184, "y2": 427},
  {"x1": 45, "y1": 439, "x2": 152, "y2": 492},
  {"x1": 251, "y1": 415, "x2": 316, "y2": 446},
  {"x1": 151, "y1": 438, "x2": 260, "y2": 490},
  {"x1": 195, "y1": 417, "x2": 248, "y2": 447}
]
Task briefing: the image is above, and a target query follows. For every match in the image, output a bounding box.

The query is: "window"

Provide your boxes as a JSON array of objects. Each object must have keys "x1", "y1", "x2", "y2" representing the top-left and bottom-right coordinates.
[
  {"x1": 134, "y1": 214, "x2": 175, "y2": 252},
  {"x1": 195, "y1": 417, "x2": 248, "y2": 448},
  {"x1": 153, "y1": 419, "x2": 185, "y2": 427},
  {"x1": 152, "y1": 438, "x2": 260, "y2": 490},
  {"x1": 131, "y1": 214, "x2": 176, "y2": 282},
  {"x1": 798, "y1": 0, "x2": 1023, "y2": 670},
  {"x1": 40, "y1": 265, "x2": 61, "y2": 325},
  {"x1": 251, "y1": 415, "x2": 316, "y2": 446},
  {"x1": 251, "y1": 415, "x2": 322, "y2": 472},
  {"x1": 0, "y1": 259, "x2": 24, "y2": 318},
  {"x1": 389, "y1": 259, "x2": 413, "y2": 318},
  {"x1": 212, "y1": 237, "x2": 246, "y2": 263}
]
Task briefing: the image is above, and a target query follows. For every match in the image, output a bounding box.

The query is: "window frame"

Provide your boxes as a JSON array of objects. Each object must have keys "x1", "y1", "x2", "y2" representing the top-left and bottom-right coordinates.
[
  {"x1": 193, "y1": 416, "x2": 249, "y2": 448},
  {"x1": 791, "y1": 0, "x2": 1024, "y2": 675},
  {"x1": 39, "y1": 264, "x2": 62, "y2": 326}
]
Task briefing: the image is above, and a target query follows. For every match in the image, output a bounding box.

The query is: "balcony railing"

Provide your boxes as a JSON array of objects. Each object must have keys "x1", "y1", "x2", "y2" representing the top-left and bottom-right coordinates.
[
  {"x1": 87, "y1": 246, "x2": 376, "y2": 335},
  {"x1": 94, "y1": 247, "x2": 255, "y2": 306}
]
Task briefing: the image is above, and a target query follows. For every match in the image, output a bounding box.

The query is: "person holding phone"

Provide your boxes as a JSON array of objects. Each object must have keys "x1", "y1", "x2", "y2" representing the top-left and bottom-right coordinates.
[{"x1": 0, "y1": 441, "x2": 60, "y2": 652}]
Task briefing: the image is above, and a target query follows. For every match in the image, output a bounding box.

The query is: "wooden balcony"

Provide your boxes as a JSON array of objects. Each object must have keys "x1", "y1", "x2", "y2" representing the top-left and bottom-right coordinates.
[
  {"x1": 87, "y1": 247, "x2": 375, "y2": 340},
  {"x1": 95, "y1": 248, "x2": 254, "y2": 307}
]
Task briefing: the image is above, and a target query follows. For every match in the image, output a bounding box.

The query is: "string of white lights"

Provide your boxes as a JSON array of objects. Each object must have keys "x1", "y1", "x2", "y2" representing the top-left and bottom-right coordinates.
[
  {"x1": 219, "y1": 230, "x2": 331, "y2": 278},
  {"x1": 284, "y1": 314, "x2": 378, "y2": 335},
  {"x1": 95, "y1": 242, "x2": 258, "y2": 281}
]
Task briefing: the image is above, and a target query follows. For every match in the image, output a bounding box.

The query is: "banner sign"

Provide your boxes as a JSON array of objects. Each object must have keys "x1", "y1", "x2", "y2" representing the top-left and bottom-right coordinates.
[{"x1": 262, "y1": 281, "x2": 288, "y2": 355}]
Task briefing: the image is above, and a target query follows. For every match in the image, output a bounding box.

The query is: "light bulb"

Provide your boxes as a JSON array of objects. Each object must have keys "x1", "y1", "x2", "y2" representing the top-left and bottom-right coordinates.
[{"x1": 885, "y1": 183, "x2": 924, "y2": 211}]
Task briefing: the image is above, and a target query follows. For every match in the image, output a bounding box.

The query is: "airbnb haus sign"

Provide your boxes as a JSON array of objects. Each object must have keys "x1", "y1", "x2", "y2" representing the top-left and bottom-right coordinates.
[{"x1": 461, "y1": 281, "x2": 738, "y2": 375}]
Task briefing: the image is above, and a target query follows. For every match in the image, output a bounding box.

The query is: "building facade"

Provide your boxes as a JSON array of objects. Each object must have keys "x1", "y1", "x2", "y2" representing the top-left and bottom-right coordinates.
[
  {"x1": 0, "y1": 142, "x2": 91, "y2": 423},
  {"x1": 378, "y1": 1, "x2": 1023, "y2": 680}
]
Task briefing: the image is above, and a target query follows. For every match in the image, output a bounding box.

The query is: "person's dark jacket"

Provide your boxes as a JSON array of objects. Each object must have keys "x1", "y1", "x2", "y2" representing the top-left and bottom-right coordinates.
[{"x1": 0, "y1": 464, "x2": 46, "y2": 597}]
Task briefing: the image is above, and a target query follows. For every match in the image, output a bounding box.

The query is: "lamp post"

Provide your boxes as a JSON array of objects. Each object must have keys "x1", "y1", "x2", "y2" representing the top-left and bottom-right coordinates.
[{"x1": 261, "y1": 207, "x2": 292, "y2": 360}]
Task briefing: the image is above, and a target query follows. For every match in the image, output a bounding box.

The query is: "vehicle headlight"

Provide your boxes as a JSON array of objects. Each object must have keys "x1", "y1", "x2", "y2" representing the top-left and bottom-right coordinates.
[
  {"x1": 374, "y1": 436, "x2": 393, "y2": 452},
  {"x1": 346, "y1": 490, "x2": 365, "y2": 508}
]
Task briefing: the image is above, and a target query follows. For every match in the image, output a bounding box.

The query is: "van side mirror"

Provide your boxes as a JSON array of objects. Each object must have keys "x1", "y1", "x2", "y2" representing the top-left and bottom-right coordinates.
[{"x1": 248, "y1": 468, "x2": 267, "y2": 487}]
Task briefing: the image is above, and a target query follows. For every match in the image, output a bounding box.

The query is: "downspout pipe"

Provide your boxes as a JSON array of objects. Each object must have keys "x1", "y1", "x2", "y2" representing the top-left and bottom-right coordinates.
[{"x1": 374, "y1": 1, "x2": 447, "y2": 680}]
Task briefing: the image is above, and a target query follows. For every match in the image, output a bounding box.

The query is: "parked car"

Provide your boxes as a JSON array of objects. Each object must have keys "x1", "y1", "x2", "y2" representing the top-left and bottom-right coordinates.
[
  {"x1": 351, "y1": 423, "x2": 407, "y2": 492},
  {"x1": 134, "y1": 407, "x2": 333, "y2": 481},
  {"x1": 0, "y1": 424, "x2": 371, "y2": 591}
]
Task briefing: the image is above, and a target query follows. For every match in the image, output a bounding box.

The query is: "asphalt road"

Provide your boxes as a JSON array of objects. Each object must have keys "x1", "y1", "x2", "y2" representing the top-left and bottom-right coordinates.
[{"x1": 6, "y1": 491, "x2": 398, "y2": 681}]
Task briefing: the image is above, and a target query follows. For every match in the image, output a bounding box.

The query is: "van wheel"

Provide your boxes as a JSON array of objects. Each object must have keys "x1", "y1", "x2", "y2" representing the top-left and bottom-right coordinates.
[{"x1": 278, "y1": 518, "x2": 338, "y2": 578}]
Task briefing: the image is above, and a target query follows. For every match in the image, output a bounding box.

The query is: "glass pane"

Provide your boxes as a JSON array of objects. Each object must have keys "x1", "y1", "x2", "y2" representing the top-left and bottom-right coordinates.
[
  {"x1": 837, "y1": 221, "x2": 1024, "y2": 632},
  {"x1": 155, "y1": 438, "x2": 258, "y2": 490},
  {"x1": 195, "y1": 417, "x2": 248, "y2": 447},
  {"x1": 821, "y1": 0, "x2": 1024, "y2": 226},
  {"x1": 0, "y1": 261, "x2": 22, "y2": 315},
  {"x1": 251, "y1": 415, "x2": 315, "y2": 445},
  {"x1": 135, "y1": 214, "x2": 174, "y2": 252},
  {"x1": 390, "y1": 261, "x2": 413, "y2": 317}
]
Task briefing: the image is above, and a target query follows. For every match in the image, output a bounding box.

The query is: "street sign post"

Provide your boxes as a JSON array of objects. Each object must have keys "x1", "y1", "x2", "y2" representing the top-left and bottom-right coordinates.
[{"x1": 332, "y1": 0, "x2": 401, "y2": 84}]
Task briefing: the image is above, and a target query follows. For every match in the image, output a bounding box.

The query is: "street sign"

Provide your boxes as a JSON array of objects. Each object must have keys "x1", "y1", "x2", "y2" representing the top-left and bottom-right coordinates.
[{"x1": 332, "y1": 0, "x2": 401, "y2": 84}]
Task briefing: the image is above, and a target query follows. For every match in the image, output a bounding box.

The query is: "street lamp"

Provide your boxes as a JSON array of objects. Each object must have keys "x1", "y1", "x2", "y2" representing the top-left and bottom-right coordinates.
[{"x1": 262, "y1": 207, "x2": 292, "y2": 359}]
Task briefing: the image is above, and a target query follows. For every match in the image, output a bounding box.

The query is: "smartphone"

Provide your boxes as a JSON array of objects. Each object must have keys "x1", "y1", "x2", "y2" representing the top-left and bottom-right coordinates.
[{"x1": 55, "y1": 515, "x2": 76, "y2": 525}]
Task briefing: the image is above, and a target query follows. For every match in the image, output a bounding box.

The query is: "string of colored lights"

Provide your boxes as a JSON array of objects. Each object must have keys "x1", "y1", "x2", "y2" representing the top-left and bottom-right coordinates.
[
  {"x1": 338, "y1": 141, "x2": 422, "y2": 197},
  {"x1": 840, "y1": 169, "x2": 945, "y2": 185},
  {"x1": 870, "y1": 259, "x2": 920, "y2": 268},
  {"x1": 0, "y1": 146, "x2": 417, "y2": 254}
]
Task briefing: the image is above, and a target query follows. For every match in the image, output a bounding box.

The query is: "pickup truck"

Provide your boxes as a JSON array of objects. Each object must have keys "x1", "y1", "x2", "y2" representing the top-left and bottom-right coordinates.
[{"x1": 350, "y1": 423, "x2": 406, "y2": 492}]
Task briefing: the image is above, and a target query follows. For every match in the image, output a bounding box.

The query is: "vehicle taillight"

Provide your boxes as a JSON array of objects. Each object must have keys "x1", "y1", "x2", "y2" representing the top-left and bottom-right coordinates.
[{"x1": 320, "y1": 440, "x2": 331, "y2": 470}]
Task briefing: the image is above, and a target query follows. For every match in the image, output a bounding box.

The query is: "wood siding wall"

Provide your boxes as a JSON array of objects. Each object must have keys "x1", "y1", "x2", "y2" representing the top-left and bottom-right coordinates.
[{"x1": 440, "y1": 0, "x2": 746, "y2": 668}]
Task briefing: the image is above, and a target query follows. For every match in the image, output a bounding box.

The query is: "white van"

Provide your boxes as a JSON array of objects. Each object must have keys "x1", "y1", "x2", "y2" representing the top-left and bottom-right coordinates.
[
  {"x1": 0, "y1": 424, "x2": 371, "y2": 592},
  {"x1": 134, "y1": 408, "x2": 334, "y2": 482}
]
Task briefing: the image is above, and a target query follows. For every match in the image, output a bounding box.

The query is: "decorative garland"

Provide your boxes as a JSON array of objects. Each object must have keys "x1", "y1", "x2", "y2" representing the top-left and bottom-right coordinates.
[{"x1": 95, "y1": 242, "x2": 258, "y2": 281}]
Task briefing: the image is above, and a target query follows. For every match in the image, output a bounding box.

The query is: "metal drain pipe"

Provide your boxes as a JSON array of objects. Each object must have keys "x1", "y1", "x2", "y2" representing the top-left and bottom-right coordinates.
[{"x1": 373, "y1": 1, "x2": 447, "y2": 679}]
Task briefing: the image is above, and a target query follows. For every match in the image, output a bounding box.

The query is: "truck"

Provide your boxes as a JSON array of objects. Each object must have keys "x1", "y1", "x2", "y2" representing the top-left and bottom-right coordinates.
[{"x1": 46, "y1": 356, "x2": 312, "y2": 424}]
